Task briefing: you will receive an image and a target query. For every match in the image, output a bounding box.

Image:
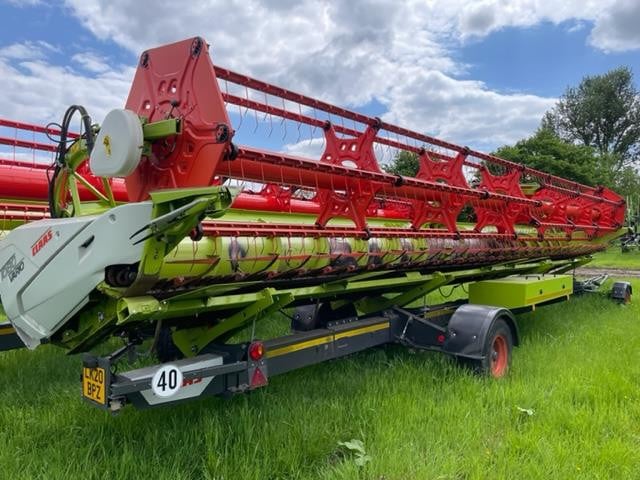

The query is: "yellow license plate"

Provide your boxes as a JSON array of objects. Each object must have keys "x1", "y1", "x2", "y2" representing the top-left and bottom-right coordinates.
[{"x1": 82, "y1": 367, "x2": 106, "y2": 405}]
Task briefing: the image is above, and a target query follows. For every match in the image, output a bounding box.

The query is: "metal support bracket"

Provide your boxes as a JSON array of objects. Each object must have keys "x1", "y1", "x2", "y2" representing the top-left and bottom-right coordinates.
[
  {"x1": 355, "y1": 272, "x2": 451, "y2": 314},
  {"x1": 171, "y1": 288, "x2": 294, "y2": 357}
]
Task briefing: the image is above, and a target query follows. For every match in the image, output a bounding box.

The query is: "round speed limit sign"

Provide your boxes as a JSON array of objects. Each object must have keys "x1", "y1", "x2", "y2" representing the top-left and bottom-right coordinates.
[{"x1": 151, "y1": 364, "x2": 183, "y2": 398}]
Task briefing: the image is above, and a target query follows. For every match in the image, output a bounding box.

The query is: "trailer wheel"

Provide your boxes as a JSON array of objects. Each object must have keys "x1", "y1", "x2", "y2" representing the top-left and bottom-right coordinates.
[
  {"x1": 460, "y1": 318, "x2": 513, "y2": 378},
  {"x1": 483, "y1": 318, "x2": 512, "y2": 378}
]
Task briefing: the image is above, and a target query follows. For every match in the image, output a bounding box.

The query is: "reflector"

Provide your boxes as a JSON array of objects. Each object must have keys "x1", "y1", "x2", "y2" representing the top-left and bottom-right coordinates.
[{"x1": 250, "y1": 367, "x2": 268, "y2": 388}]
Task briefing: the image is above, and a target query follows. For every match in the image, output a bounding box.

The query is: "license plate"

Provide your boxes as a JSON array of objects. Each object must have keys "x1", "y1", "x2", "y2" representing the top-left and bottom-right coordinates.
[{"x1": 82, "y1": 367, "x2": 106, "y2": 405}]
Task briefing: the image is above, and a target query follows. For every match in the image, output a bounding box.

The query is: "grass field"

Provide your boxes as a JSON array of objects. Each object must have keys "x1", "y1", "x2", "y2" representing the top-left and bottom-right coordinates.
[
  {"x1": 1, "y1": 277, "x2": 639, "y2": 479},
  {"x1": 589, "y1": 246, "x2": 640, "y2": 269}
]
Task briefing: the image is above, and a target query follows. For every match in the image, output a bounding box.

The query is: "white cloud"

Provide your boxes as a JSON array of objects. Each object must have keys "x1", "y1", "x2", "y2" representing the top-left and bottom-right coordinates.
[
  {"x1": 0, "y1": 41, "x2": 58, "y2": 61},
  {"x1": 566, "y1": 21, "x2": 586, "y2": 34},
  {"x1": 4, "y1": 0, "x2": 42, "y2": 6},
  {"x1": 0, "y1": 41, "x2": 133, "y2": 124},
  {"x1": 72, "y1": 52, "x2": 111, "y2": 73},
  {"x1": 588, "y1": 0, "x2": 640, "y2": 52},
  {"x1": 458, "y1": 3, "x2": 499, "y2": 37},
  {"x1": 283, "y1": 137, "x2": 326, "y2": 159},
  {"x1": 448, "y1": 0, "x2": 602, "y2": 39},
  {"x1": 433, "y1": 0, "x2": 640, "y2": 53},
  {"x1": 382, "y1": 69, "x2": 555, "y2": 149}
]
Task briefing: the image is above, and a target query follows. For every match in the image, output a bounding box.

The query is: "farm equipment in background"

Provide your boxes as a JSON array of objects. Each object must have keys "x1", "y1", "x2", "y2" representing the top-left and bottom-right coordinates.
[
  {"x1": 0, "y1": 38, "x2": 629, "y2": 412},
  {"x1": 620, "y1": 195, "x2": 640, "y2": 253}
]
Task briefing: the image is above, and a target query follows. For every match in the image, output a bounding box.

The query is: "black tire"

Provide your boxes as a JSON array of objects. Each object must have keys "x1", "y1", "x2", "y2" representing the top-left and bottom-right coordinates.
[{"x1": 462, "y1": 318, "x2": 513, "y2": 378}]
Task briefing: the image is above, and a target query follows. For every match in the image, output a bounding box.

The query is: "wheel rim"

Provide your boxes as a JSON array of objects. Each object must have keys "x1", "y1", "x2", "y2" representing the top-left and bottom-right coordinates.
[{"x1": 490, "y1": 334, "x2": 508, "y2": 378}]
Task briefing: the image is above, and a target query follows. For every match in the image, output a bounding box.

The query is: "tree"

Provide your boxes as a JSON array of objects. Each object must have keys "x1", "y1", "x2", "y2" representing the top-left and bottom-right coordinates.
[
  {"x1": 494, "y1": 127, "x2": 640, "y2": 198},
  {"x1": 542, "y1": 67, "x2": 640, "y2": 170},
  {"x1": 614, "y1": 166, "x2": 640, "y2": 203},
  {"x1": 494, "y1": 127, "x2": 612, "y2": 187},
  {"x1": 383, "y1": 150, "x2": 419, "y2": 177}
]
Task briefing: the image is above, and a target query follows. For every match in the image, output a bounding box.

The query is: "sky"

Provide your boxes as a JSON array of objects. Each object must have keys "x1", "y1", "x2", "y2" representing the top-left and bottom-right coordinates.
[{"x1": 0, "y1": 0, "x2": 639, "y2": 162}]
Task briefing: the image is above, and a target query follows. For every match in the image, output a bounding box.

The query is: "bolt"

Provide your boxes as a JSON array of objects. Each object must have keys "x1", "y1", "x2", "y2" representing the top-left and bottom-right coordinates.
[{"x1": 140, "y1": 52, "x2": 149, "y2": 68}]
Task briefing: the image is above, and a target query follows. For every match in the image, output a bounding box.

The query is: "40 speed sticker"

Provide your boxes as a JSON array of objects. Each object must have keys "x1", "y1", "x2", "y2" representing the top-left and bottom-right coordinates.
[{"x1": 151, "y1": 364, "x2": 184, "y2": 398}]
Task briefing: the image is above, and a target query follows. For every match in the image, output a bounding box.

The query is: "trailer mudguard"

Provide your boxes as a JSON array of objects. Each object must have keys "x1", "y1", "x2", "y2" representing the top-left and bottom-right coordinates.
[
  {"x1": 611, "y1": 281, "x2": 632, "y2": 303},
  {"x1": 442, "y1": 304, "x2": 519, "y2": 360}
]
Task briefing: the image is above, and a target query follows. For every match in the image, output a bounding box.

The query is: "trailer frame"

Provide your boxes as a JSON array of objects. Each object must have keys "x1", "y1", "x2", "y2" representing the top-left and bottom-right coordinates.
[{"x1": 79, "y1": 272, "x2": 586, "y2": 413}]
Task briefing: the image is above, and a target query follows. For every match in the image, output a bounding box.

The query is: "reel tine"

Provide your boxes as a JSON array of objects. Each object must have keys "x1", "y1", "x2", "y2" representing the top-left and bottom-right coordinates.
[
  {"x1": 244, "y1": 86, "x2": 250, "y2": 116},
  {"x1": 237, "y1": 103, "x2": 244, "y2": 130},
  {"x1": 296, "y1": 103, "x2": 303, "y2": 143},
  {"x1": 262, "y1": 92, "x2": 269, "y2": 120},
  {"x1": 253, "y1": 105, "x2": 260, "y2": 134}
]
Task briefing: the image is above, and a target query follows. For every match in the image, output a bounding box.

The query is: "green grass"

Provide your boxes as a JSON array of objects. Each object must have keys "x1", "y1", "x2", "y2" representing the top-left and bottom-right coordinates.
[
  {"x1": 2, "y1": 278, "x2": 640, "y2": 479},
  {"x1": 589, "y1": 246, "x2": 640, "y2": 269}
]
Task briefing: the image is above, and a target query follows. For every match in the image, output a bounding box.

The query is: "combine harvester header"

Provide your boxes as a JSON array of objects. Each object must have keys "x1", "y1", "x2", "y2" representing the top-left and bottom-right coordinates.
[{"x1": 0, "y1": 38, "x2": 629, "y2": 411}]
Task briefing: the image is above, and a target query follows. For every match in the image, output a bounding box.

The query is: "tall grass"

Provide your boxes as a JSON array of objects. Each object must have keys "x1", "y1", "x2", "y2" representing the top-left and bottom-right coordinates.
[{"x1": 1, "y1": 280, "x2": 639, "y2": 479}]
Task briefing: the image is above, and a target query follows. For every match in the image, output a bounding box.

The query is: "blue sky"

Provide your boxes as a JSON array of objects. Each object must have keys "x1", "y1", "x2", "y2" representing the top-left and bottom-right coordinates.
[
  {"x1": 0, "y1": 0, "x2": 639, "y2": 159},
  {"x1": 459, "y1": 20, "x2": 640, "y2": 97}
]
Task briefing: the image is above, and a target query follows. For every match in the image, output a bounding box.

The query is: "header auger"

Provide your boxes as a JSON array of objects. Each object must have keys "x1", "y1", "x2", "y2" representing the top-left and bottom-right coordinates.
[{"x1": 0, "y1": 37, "x2": 629, "y2": 411}]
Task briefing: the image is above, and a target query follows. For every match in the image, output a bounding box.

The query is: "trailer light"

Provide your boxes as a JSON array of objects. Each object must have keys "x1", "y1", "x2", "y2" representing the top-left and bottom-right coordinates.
[
  {"x1": 437, "y1": 334, "x2": 446, "y2": 344},
  {"x1": 249, "y1": 341, "x2": 264, "y2": 361}
]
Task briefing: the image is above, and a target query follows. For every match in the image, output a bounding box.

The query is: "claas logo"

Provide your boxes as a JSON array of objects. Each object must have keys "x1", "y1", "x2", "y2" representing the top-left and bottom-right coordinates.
[{"x1": 31, "y1": 228, "x2": 53, "y2": 256}]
